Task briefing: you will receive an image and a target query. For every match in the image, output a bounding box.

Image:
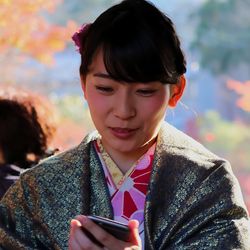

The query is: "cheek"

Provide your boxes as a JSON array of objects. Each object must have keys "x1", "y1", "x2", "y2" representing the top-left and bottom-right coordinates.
[
  {"x1": 86, "y1": 89, "x2": 105, "y2": 114},
  {"x1": 140, "y1": 96, "x2": 168, "y2": 118},
  {"x1": 89, "y1": 97, "x2": 104, "y2": 110},
  {"x1": 88, "y1": 100, "x2": 106, "y2": 120}
]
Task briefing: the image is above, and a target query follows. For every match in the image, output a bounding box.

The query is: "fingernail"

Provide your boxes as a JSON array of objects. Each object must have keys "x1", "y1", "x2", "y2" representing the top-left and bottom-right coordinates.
[{"x1": 79, "y1": 215, "x2": 87, "y2": 224}]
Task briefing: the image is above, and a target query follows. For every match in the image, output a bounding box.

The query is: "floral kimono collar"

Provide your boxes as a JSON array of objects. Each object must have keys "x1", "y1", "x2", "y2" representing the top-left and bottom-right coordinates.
[{"x1": 93, "y1": 138, "x2": 156, "y2": 249}]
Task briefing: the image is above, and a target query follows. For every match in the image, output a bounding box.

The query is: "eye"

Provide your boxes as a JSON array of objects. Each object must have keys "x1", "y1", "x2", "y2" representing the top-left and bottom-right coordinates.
[
  {"x1": 95, "y1": 85, "x2": 114, "y2": 93},
  {"x1": 136, "y1": 89, "x2": 157, "y2": 96}
]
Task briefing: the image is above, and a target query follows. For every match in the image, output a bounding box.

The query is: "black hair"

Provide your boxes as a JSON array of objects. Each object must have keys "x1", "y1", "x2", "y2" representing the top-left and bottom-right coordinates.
[
  {"x1": 0, "y1": 92, "x2": 57, "y2": 169},
  {"x1": 78, "y1": 0, "x2": 186, "y2": 84}
]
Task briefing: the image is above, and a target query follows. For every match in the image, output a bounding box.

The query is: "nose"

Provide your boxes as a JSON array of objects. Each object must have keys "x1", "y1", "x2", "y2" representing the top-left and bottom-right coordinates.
[{"x1": 113, "y1": 91, "x2": 136, "y2": 120}]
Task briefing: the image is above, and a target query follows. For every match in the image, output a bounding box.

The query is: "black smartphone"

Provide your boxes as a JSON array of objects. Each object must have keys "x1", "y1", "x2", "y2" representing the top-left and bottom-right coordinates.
[{"x1": 87, "y1": 215, "x2": 130, "y2": 242}]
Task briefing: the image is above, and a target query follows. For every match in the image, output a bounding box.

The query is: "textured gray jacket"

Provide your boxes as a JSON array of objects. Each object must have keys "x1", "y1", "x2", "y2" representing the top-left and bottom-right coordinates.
[{"x1": 0, "y1": 122, "x2": 249, "y2": 249}]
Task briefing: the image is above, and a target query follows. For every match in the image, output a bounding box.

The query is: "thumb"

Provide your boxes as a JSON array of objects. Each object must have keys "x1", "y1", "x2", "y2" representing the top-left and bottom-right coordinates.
[
  {"x1": 70, "y1": 218, "x2": 82, "y2": 235},
  {"x1": 128, "y1": 220, "x2": 141, "y2": 247},
  {"x1": 69, "y1": 219, "x2": 82, "y2": 250}
]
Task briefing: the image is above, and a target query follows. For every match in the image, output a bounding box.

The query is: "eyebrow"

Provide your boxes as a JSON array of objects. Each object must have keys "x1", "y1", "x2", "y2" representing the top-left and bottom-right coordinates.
[{"x1": 93, "y1": 73, "x2": 113, "y2": 79}]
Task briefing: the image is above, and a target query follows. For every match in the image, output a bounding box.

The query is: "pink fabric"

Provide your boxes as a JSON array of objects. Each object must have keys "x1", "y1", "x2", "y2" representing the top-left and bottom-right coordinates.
[{"x1": 94, "y1": 141, "x2": 156, "y2": 246}]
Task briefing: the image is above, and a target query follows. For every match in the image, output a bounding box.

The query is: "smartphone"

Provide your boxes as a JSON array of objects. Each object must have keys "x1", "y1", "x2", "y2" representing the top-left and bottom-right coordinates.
[{"x1": 86, "y1": 215, "x2": 130, "y2": 242}]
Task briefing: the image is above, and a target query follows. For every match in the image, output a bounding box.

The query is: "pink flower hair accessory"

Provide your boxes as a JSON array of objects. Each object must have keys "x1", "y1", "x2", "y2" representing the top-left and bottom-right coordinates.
[{"x1": 72, "y1": 23, "x2": 91, "y2": 53}]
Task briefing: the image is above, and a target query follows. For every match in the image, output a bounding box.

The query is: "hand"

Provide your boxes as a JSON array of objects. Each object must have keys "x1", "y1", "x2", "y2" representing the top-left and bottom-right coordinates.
[{"x1": 69, "y1": 215, "x2": 141, "y2": 250}]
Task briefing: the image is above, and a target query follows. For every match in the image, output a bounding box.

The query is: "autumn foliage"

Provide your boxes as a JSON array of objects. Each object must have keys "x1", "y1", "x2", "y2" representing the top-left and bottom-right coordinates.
[
  {"x1": 227, "y1": 79, "x2": 250, "y2": 113},
  {"x1": 0, "y1": 0, "x2": 77, "y2": 65}
]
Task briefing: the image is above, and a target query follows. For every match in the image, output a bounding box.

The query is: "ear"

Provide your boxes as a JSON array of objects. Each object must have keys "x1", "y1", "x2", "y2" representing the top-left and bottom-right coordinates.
[
  {"x1": 168, "y1": 75, "x2": 186, "y2": 107},
  {"x1": 80, "y1": 75, "x2": 87, "y2": 100}
]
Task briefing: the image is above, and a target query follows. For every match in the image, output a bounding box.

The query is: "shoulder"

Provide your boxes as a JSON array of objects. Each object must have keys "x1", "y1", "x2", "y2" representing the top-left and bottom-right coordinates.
[
  {"x1": 151, "y1": 124, "x2": 249, "y2": 242},
  {"x1": 154, "y1": 122, "x2": 247, "y2": 211},
  {"x1": 155, "y1": 122, "x2": 241, "y2": 200},
  {"x1": 158, "y1": 122, "x2": 222, "y2": 165},
  {"x1": 20, "y1": 131, "x2": 99, "y2": 187}
]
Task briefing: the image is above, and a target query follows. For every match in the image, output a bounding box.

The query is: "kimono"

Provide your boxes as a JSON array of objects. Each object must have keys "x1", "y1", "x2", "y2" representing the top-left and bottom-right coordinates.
[
  {"x1": 0, "y1": 122, "x2": 249, "y2": 249},
  {"x1": 94, "y1": 139, "x2": 157, "y2": 249}
]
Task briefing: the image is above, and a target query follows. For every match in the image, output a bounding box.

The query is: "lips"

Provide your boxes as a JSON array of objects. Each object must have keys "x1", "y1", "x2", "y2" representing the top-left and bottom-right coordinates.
[
  {"x1": 109, "y1": 127, "x2": 138, "y2": 139},
  {"x1": 112, "y1": 127, "x2": 135, "y2": 133}
]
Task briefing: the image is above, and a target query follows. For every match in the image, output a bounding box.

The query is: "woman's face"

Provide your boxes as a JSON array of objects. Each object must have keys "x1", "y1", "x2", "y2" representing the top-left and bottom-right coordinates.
[{"x1": 83, "y1": 50, "x2": 177, "y2": 161}]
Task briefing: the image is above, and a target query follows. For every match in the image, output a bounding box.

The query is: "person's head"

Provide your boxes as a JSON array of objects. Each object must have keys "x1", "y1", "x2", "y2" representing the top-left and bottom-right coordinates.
[
  {"x1": 72, "y1": 0, "x2": 186, "y2": 160},
  {"x1": 0, "y1": 87, "x2": 57, "y2": 169}
]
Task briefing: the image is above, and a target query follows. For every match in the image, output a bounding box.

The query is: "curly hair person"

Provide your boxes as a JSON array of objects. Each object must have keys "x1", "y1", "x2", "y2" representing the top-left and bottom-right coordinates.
[{"x1": 0, "y1": 87, "x2": 57, "y2": 169}]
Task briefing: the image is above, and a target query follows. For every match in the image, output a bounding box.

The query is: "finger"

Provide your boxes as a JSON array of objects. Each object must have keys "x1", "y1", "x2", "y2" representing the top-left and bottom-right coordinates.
[
  {"x1": 69, "y1": 218, "x2": 102, "y2": 250},
  {"x1": 128, "y1": 220, "x2": 142, "y2": 247},
  {"x1": 79, "y1": 215, "x2": 117, "y2": 247},
  {"x1": 69, "y1": 219, "x2": 82, "y2": 250},
  {"x1": 70, "y1": 219, "x2": 82, "y2": 234},
  {"x1": 69, "y1": 236, "x2": 82, "y2": 250}
]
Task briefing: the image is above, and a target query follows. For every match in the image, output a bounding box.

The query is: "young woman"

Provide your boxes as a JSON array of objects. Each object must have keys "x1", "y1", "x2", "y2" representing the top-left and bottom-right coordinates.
[{"x1": 0, "y1": 0, "x2": 249, "y2": 249}]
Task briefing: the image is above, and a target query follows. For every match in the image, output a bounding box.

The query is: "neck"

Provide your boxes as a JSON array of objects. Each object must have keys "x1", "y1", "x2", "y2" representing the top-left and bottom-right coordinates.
[{"x1": 102, "y1": 138, "x2": 156, "y2": 174}]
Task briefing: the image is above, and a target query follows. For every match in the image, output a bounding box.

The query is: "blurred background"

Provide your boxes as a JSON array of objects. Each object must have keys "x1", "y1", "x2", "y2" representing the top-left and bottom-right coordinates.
[{"x1": 1, "y1": 0, "x2": 249, "y2": 212}]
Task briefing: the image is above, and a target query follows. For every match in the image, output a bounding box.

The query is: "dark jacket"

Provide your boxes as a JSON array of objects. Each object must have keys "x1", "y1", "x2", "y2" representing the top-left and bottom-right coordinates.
[
  {"x1": 0, "y1": 164, "x2": 21, "y2": 199},
  {"x1": 0, "y1": 123, "x2": 249, "y2": 249}
]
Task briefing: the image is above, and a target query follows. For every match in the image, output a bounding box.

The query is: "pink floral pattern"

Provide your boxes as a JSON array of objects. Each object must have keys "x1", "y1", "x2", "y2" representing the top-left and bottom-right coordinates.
[{"x1": 94, "y1": 141, "x2": 156, "y2": 247}]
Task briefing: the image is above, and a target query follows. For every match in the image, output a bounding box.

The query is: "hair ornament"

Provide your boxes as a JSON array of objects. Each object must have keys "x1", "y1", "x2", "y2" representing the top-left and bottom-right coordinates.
[{"x1": 72, "y1": 23, "x2": 91, "y2": 53}]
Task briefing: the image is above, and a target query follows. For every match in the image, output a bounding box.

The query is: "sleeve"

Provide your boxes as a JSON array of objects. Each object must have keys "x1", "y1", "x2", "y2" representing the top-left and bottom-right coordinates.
[
  {"x1": 167, "y1": 161, "x2": 250, "y2": 250},
  {"x1": 0, "y1": 173, "x2": 55, "y2": 250}
]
